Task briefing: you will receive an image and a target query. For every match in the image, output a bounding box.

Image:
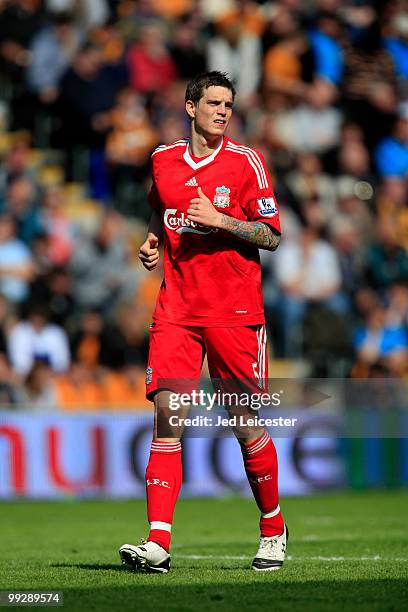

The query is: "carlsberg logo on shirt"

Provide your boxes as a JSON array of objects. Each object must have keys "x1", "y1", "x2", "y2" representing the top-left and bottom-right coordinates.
[{"x1": 164, "y1": 209, "x2": 218, "y2": 235}]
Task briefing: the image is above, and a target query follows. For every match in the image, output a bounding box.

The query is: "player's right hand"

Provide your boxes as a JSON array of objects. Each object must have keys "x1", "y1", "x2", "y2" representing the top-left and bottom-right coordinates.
[{"x1": 139, "y1": 234, "x2": 159, "y2": 271}]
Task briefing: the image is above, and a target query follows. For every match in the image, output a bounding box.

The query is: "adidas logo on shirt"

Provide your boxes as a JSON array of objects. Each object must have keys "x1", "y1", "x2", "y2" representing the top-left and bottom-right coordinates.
[{"x1": 185, "y1": 177, "x2": 198, "y2": 186}]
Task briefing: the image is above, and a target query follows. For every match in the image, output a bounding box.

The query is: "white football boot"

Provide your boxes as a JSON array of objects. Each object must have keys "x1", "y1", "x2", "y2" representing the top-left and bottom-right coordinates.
[
  {"x1": 251, "y1": 525, "x2": 289, "y2": 571},
  {"x1": 119, "y1": 540, "x2": 171, "y2": 573}
]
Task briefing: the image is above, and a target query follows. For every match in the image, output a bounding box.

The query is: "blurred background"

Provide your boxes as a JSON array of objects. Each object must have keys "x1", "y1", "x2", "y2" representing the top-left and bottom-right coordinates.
[{"x1": 0, "y1": 0, "x2": 407, "y2": 499}]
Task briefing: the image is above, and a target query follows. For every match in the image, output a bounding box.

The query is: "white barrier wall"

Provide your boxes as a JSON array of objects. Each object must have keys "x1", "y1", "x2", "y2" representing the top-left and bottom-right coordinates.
[{"x1": 0, "y1": 412, "x2": 344, "y2": 499}]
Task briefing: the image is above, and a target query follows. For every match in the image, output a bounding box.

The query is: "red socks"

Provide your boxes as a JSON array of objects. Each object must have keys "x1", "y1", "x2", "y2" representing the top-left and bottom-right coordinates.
[
  {"x1": 145, "y1": 433, "x2": 283, "y2": 550},
  {"x1": 241, "y1": 431, "x2": 284, "y2": 537},
  {"x1": 145, "y1": 440, "x2": 182, "y2": 552}
]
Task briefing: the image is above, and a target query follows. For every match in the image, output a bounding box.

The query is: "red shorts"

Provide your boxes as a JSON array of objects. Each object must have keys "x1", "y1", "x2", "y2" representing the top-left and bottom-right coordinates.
[{"x1": 145, "y1": 321, "x2": 268, "y2": 400}]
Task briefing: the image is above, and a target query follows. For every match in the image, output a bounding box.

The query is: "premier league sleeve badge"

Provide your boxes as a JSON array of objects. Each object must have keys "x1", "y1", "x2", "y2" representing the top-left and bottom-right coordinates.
[{"x1": 145, "y1": 367, "x2": 153, "y2": 385}]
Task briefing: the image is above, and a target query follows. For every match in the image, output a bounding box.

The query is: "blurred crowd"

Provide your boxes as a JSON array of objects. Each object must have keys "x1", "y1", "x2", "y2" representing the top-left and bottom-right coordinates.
[{"x1": 0, "y1": 0, "x2": 407, "y2": 410}]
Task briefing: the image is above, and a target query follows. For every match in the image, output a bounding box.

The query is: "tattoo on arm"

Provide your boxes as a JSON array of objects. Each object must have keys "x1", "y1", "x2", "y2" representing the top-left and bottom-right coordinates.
[{"x1": 220, "y1": 215, "x2": 281, "y2": 251}]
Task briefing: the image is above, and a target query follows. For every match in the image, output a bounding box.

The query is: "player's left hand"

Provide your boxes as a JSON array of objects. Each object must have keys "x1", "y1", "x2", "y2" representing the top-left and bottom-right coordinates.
[{"x1": 187, "y1": 187, "x2": 222, "y2": 228}]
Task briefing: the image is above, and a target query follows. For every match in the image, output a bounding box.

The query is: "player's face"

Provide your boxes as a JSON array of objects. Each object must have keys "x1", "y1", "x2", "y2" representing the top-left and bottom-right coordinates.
[{"x1": 188, "y1": 86, "x2": 233, "y2": 138}]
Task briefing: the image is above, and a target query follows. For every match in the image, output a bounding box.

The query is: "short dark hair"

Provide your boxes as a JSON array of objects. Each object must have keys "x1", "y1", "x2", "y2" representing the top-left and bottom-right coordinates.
[{"x1": 185, "y1": 71, "x2": 236, "y2": 104}]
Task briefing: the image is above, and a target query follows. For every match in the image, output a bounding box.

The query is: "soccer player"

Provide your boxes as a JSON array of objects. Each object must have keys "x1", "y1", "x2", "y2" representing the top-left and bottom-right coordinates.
[{"x1": 119, "y1": 71, "x2": 287, "y2": 573}]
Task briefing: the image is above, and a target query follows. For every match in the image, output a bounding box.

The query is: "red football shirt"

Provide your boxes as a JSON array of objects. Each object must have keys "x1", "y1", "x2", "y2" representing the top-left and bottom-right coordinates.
[{"x1": 148, "y1": 136, "x2": 281, "y2": 327}]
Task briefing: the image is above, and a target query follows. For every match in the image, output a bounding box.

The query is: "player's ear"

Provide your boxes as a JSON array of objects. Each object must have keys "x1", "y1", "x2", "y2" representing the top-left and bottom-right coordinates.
[{"x1": 185, "y1": 100, "x2": 195, "y2": 120}]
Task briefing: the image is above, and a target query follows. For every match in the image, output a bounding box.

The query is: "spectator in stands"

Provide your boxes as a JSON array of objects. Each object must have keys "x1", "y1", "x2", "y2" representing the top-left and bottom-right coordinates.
[
  {"x1": 263, "y1": 30, "x2": 311, "y2": 102},
  {"x1": 207, "y1": 11, "x2": 262, "y2": 107},
  {"x1": 0, "y1": 135, "x2": 34, "y2": 192},
  {"x1": 337, "y1": 138, "x2": 374, "y2": 184},
  {"x1": 0, "y1": 296, "x2": 18, "y2": 404},
  {"x1": 156, "y1": 111, "x2": 188, "y2": 146},
  {"x1": 114, "y1": 0, "x2": 158, "y2": 41},
  {"x1": 386, "y1": 282, "x2": 408, "y2": 329},
  {"x1": 70, "y1": 308, "x2": 105, "y2": 371},
  {"x1": 150, "y1": 0, "x2": 194, "y2": 22},
  {"x1": 384, "y1": 12, "x2": 408, "y2": 81},
  {"x1": 70, "y1": 303, "x2": 148, "y2": 375},
  {"x1": 216, "y1": 0, "x2": 266, "y2": 38},
  {"x1": 7, "y1": 302, "x2": 70, "y2": 377},
  {"x1": 28, "y1": 265, "x2": 75, "y2": 328},
  {"x1": 89, "y1": 18, "x2": 125, "y2": 61},
  {"x1": 26, "y1": 10, "x2": 82, "y2": 106},
  {"x1": 262, "y1": 3, "x2": 301, "y2": 54},
  {"x1": 69, "y1": 210, "x2": 139, "y2": 315},
  {"x1": 271, "y1": 79, "x2": 341, "y2": 153},
  {"x1": 40, "y1": 185, "x2": 74, "y2": 265},
  {"x1": 2, "y1": 175, "x2": 43, "y2": 245},
  {"x1": 285, "y1": 153, "x2": 337, "y2": 226},
  {"x1": 0, "y1": 212, "x2": 35, "y2": 304},
  {"x1": 334, "y1": 177, "x2": 374, "y2": 245},
  {"x1": 353, "y1": 304, "x2": 408, "y2": 377},
  {"x1": 329, "y1": 216, "x2": 366, "y2": 300},
  {"x1": 169, "y1": 16, "x2": 206, "y2": 80},
  {"x1": 0, "y1": 0, "x2": 48, "y2": 130},
  {"x1": 127, "y1": 21, "x2": 178, "y2": 95},
  {"x1": 105, "y1": 88, "x2": 159, "y2": 204},
  {"x1": 111, "y1": 302, "x2": 150, "y2": 366},
  {"x1": 376, "y1": 177, "x2": 408, "y2": 250},
  {"x1": 0, "y1": 294, "x2": 12, "y2": 358},
  {"x1": 58, "y1": 42, "x2": 128, "y2": 190},
  {"x1": 29, "y1": 232, "x2": 54, "y2": 283},
  {"x1": 0, "y1": 353, "x2": 17, "y2": 406},
  {"x1": 16, "y1": 357, "x2": 57, "y2": 409},
  {"x1": 46, "y1": 0, "x2": 110, "y2": 31},
  {"x1": 375, "y1": 104, "x2": 408, "y2": 177},
  {"x1": 323, "y1": 119, "x2": 364, "y2": 174},
  {"x1": 343, "y1": 17, "x2": 397, "y2": 147},
  {"x1": 55, "y1": 362, "x2": 104, "y2": 410},
  {"x1": 101, "y1": 360, "x2": 150, "y2": 409},
  {"x1": 308, "y1": 11, "x2": 344, "y2": 86},
  {"x1": 273, "y1": 224, "x2": 345, "y2": 357},
  {"x1": 153, "y1": 80, "x2": 190, "y2": 139},
  {"x1": 61, "y1": 39, "x2": 128, "y2": 119},
  {"x1": 0, "y1": 0, "x2": 47, "y2": 51},
  {"x1": 365, "y1": 218, "x2": 408, "y2": 291}
]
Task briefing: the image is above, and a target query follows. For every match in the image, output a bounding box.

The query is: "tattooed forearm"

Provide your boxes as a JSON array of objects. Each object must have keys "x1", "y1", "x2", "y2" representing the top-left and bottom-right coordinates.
[{"x1": 220, "y1": 215, "x2": 281, "y2": 251}]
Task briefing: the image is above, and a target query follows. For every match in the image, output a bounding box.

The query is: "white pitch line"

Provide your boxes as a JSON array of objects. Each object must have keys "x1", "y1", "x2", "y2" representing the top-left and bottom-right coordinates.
[
  {"x1": 176, "y1": 554, "x2": 408, "y2": 562},
  {"x1": 300, "y1": 517, "x2": 336, "y2": 525},
  {"x1": 178, "y1": 555, "x2": 250, "y2": 560},
  {"x1": 297, "y1": 535, "x2": 375, "y2": 542}
]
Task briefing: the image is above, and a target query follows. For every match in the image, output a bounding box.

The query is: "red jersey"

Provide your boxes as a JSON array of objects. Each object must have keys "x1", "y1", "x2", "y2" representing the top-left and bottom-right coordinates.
[{"x1": 148, "y1": 136, "x2": 281, "y2": 327}]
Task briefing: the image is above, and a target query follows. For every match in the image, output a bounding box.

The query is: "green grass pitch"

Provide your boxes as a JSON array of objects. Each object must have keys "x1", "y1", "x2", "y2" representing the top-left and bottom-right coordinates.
[{"x1": 0, "y1": 492, "x2": 407, "y2": 611}]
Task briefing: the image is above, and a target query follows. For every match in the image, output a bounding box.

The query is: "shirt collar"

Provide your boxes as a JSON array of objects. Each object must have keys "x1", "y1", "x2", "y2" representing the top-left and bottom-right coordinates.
[{"x1": 183, "y1": 137, "x2": 224, "y2": 170}]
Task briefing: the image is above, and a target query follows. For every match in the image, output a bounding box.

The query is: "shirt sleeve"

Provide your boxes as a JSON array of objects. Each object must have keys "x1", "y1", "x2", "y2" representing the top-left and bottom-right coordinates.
[
  {"x1": 147, "y1": 154, "x2": 161, "y2": 212},
  {"x1": 239, "y1": 149, "x2": 281, "y2": 234},
  {"x1": 147, "y1": 179, "x2": 161, "y2": 212}
]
